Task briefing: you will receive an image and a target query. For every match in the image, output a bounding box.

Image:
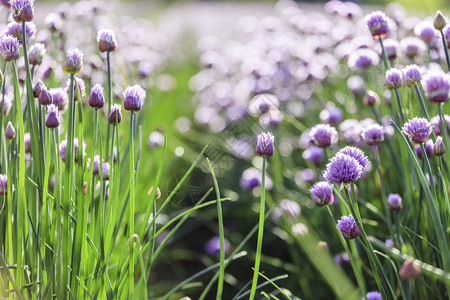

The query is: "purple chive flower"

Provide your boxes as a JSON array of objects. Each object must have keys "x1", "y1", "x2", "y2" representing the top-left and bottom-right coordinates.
[
  {"x1": 302, "y1": 146, "x2": 324, "y2": 167},
  {"x1": 102, "y1": 162, "x2": 110, "y2": 180},
  {"x1": 0, "y1": 174, "x2": 6, "y2": 195},
  {"x1": 240, "y1": 167, "x2": 260, "y2": 190},
  {"x1": 97, "y1": 29, "x2": 117, "y2": 53},
  {"x1": 336, "y1": 214, "x2": 360, "y2": 239},
  {"x1": 108, "y1": 104, "x2": 122, "y2": 125},
  {"x1": 28, "y1": 43, "x2": 45, "y2": 65},
  {"x1": 347, "y1": 48, "x2": 379, "y2": 71},
  {"x1": 310, "y1": 124, "x2": 337, "y2": 148},
  {"x1": 347, "y1": 75, "x2": 366, "y2": 97},
  {"x1": 59, "y1": 138, "x2": 86, "y2": 163},
  {"x1": 45, "y1": 104, "x2": 59, "y2": 129},
  {"x1": 88, "y1": 83, "x2": 104, "y2": 109},
  {"x1": 123, "y1": 84, "x2": 146, "y2": 112},
  {"x1": 403, "y1": 117, "x2": 433, "y2": 144},
  {"x1": 24, "y1": 132, "x2": 31, "y2": 153},
  {"x1": 5, "y1": 121, "x2": 15, "y2": 140},
  {"x1": 385, "y1": 68, "x2": 403, "y2": 89},
  {"x1": 273, "y1": 199, "x2": 302, "y2": 222},
  {"x1": 363, "y1": 90, "x2": 380, "y2": 107},
  {"x1": 205, "y1": 236, "x2": 231, "y2": 257},
  {"x1": 45, "y1": 12, "x2": 62, "y2": 32},
  {"x1": 4, "y1": 21, "x2": 36, "y2": 43},
  {"x1": 49, "y1": 88, "x2": 69, "y2": 113},
  {"x1": 92, "y1": 155, "x2": 100, "y2": 175},
  {"x1": 337, "y1": 146, "x2": 369, "y2": 170},
  {"x1": 365, "y1": 11, "x2": 389, "y2": 39},
  {"x1": 39, "y1": 88, "x2": 53, "y2": 105},
  {"x1": 0, "y1": 35, "x2": 20, "y2": 62},
  {"x1": 362, "y1": 124, "x2": 384, "y2": 146},
  {"x1": 431, "y1": 114, "x2": 450, "y2": 136},
  {"x1": 434, "y1": 136, "x2": 445, "y2": 156},
  {"x1": 310, "y1": 181, "x2": 334, "y2": 207},
  {"x1": 10, "y1": 0, "x2": 34, "y2": 23},
  {"x1": 320, "y1": 107, "x2": 343, "y2": 125},
  {"x1": 414, "y1": 22, "x2": 438, "y2": 45},
  {"x1": 366, "y1": 291, "x2": 383, "y2": 300},
  {"x1": 279, "y1": 199, "x2": 301, "y2": 218},
  {"x1": 66, "y1": 77, "x2": 86, "y2": 101},
  {"x1": 256, "y1": 132, "x2": 274, "y2": 158},
  {"x1": 63, "y1": 48, "x2": 83, "y2": 74},
  {"x1": 387, "y1": 193, "x2": 402, "y2": 211},
  {"x1": 404, "y1": 64, "x2": 422, "y2": 87},
  {"x1": 400, "y1": 37, "x2": 426, "y2": 60},
  {"x1": 323, "y1": 153, "x2": 363, "y2": 185},
  {"x1": 385, "y1": 239, "x2": 394, "y2": 248},
  {"x1": 383, "y1": 38, "x2": 399, "y2": 60},
  {"x1": 415, "y1": 140, "x2": 434, "y2": 159},
  {"x1": 422, "y1": 70, "x2": 450, "y2": 104}
]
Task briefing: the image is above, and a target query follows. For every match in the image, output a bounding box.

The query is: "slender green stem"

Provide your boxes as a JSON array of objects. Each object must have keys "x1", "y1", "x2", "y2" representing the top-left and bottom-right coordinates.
[
  {"x1": 374, "y1": 147, "x2": 396, "y2": 245},
  {"x1": 394, "y1": 88, "x2": 406, "y2": 124},
  {"x1": 249, "y1": 157, "x2": 266, "y2": 300},
  {"x1": 326, "y1": 206, "x2": 366, "y2": 298},
  {"x1": 347, "y1": 185, "x2": 396, "y2": 300},
  {"x1": 63, "y1": 73, "x2": 75, "y2": 296},
  {"x1": 206, "y1": 158, "x2": 225, "y2": 299},
  {"x1": 105, "y1": 51, "x2": 112, "y2": 160},
  {"x1": 440, "y1": 31, "x2": 450, "y2": 72},
  {"x1": 414, "y1": 85, "x2": 430, "y2": 121},
  {"x1": 12, "y1": 60, "x2": 26, "y2": 290},
  {"x1": 128, "y1": 112, "x2": 136, "y2": 297},
  {"x1": 379, "y1": 38, "x2": 390, "y2": 71},
  {"x1": 52, "y1": 129, "x2": 64, "y2": 300},
  {"x1": 22, "y1": 21, "x2": 43, "y2": 185}
]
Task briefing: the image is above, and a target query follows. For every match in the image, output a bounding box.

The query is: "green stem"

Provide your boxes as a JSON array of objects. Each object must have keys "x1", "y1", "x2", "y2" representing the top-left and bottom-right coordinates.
[
  {"x1": 414, "y1": 85, "x2": 430, "y2": 121},
  {"x1": 12, "y1": 60, "x2": 26, "y2": 291},
  {"x1": 379, "y1": 38, "x2": 390, "y2": 71},
  {"x1": 206, "y1": 158, "x2": 225, "y2": 299},
  {"x1": 63, "y1": 73, "x2": 75, "y2": 296},
  {"x1": 52, "y1": 129, "x2": 64, "y2": 300},
  {"x1": 440, "y1": 31, "x2": 450, "y2": 72},
  {"x1": 249, "y1": 157, "x2": 266, "y2": 300},
  {"x1": 128, "y1": 112, "x2": 136, "y2": 297}
]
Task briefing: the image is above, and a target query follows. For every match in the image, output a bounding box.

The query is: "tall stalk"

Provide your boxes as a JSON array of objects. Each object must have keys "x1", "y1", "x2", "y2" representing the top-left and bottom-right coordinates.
[
  {"x1": 12, "y1": 60, "x2": 26, "y2": 290},
  {"x1": 249, "y1": 157, "x2": 266, "y2": 300},
  {"x1": 128, "y1": 112, "x2": 136, "y2": 297}
]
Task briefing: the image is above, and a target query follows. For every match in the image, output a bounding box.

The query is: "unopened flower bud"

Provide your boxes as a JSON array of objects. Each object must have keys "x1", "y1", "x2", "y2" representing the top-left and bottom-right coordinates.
[
  {"x1": 33, "y1": 80, "x2": 46, "y2": 98},
  {"x1": 45, "y1": 104, "x2": 59, "y2": 129},
  {"x1": 62, "y1": 48, "x2": 83, "y2": 74},
  {"x1": 387, "y1": 193, "x2": 402, "y2": 211},
  {"x1": 256, "y1": 132, "x2": 274, "y2": 157},
  {"x1": 39, "y1": 88, "x2": 53, "y2": 105},
  {"x1": 108, "y1": 104, "x2": 122, "y2": 125},
  {"x1": 434, "y1": 136, "x2": 446, "y2": 156},
  {"x1": 399, "y1": 258, "x2": 421, "y2": 280},
  {"x1": 148, "y1": 186, "x2": 161, "y2": 199},
  {"x1": 434, "y1": 11, "x2": 447, "y2": 31},
  {"x1": 97, "y1": 29, "x2": 117, "y2": 53},
  {"x1": 5, "y1": 121, "x2": 15, "y2": 140},
  {"x1": 10, "y1": 0, "x2": 34, "y2": 23},
  {"x1": 363, "y1": 90, "x2": 380, "y2": 107}
]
